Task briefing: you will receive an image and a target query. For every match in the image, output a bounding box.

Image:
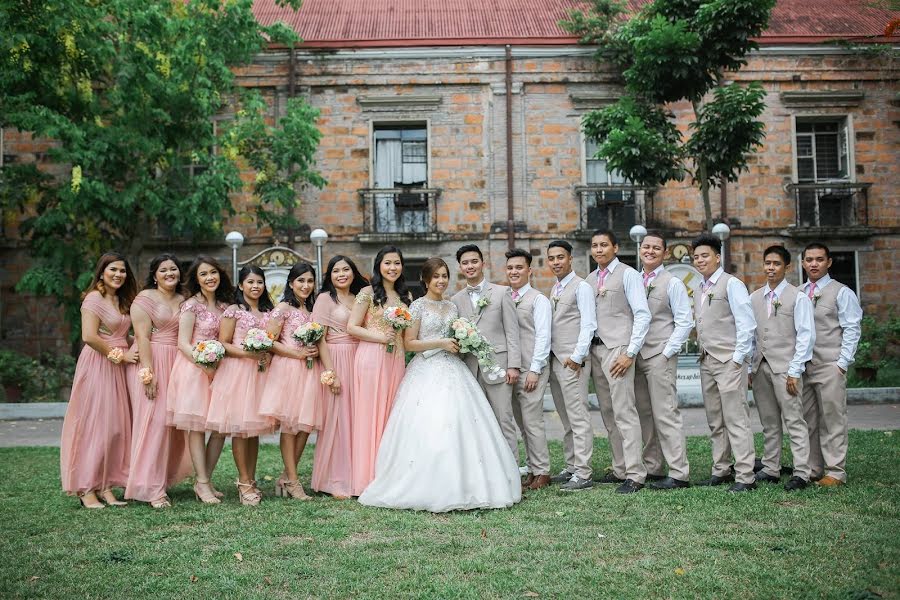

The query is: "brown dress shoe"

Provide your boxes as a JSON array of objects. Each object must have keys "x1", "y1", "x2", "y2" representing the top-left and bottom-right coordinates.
[
  {"x1": 528, "y1": 474, "x2": 551, "y2": 490},
  {"x1": 521, "y1": 474, "x2": 535, "y2": 489},
  {"x1": 815, "y1": 475, "x2": 844, "y2": 487}
]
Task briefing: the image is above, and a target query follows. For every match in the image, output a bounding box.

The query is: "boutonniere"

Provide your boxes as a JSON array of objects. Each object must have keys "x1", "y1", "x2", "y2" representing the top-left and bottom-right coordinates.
[
  {"x1": 706, "y1": 292, "x2": 714, "y2": 303},
  {"x1": 772, "y1": 299, "x2": 782, "y2": 316},
  {"x1": 813, "y1": 292, "x2": 821, "y2": 307},
  {"x1": 598, "y1": 286, "x2": 608, "y2": 298},
  {"x1": 476, "y1": 296, "x2": 491, "y2": 311},
  {"x1": 513, "y1": 296, "x2": 522, "y2": 306},
  {"x1": 550, "y1": 295, "x2": 560, "y2": 308},
  {"x1": 646, "y1": 284, "x2": 655, "y2": 299}
]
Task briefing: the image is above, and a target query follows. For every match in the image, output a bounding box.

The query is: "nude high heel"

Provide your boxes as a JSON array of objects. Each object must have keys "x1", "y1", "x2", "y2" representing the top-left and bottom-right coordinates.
[
  {"x1": 78, "y1": 491, "x2": 105, "y2": 510},
  {"x1": 193, "y1": 479, "x2": 222, "y2": 505},
  {"x1": 99, "y1": 489, "x2": 127, "y2": 507}
]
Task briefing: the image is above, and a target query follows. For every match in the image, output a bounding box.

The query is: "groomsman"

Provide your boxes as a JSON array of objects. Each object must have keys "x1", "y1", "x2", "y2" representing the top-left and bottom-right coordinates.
[
  {"x1": 505, "y1": 248, "x2": 552, "y2": 490},
  {"x1": 546, "y1": 240, "x2": 596, "y2": 491},
  {"x1": 749, "y1": 245, "x2": 815, "y2": 491},
  {"x1": 585, "y1": 230, "x2": 651, "y2": 494},
  {"x1": 800, "y1": 242, "x2": 862, "y2": 486},
  {"x1": 451, "y1": 244, "x2": 522, "y2": 459},
  {"x1": 634, "y1": 231, "x2": 694, "y2": 490},
  {"x1": 692, "y1": 234, "x2": 757, "y2": 492}
]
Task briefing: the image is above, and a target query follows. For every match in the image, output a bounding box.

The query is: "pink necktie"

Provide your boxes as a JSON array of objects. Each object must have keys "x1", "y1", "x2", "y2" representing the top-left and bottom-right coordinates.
[
  {"x1": 643, "y1": 271, "x2": 656, "y2": 287},
  {"x1": 766, "y1": 290, "x2": 776, "y2": 318},
  {"x1": 807, "y1": 281, "x2": 817, "y2": 299},
  {"x1": 699, "y1": 281, "x2": 710, "y2": 312},
  {"x1": 553, "y1": 282, "x2": 562, "y2": 297},
  {"x1": 511, "y1": 289, "x2": 520, "y2": 301},
  {"x1": 598, "y1": 268, "x2": 609, "y2": 290}
]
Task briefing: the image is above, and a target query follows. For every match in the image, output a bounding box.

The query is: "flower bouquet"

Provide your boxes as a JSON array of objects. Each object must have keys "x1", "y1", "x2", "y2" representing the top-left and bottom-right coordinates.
[
  {"x1": 293, "y1": 321, "x2": 325, "y2": 368},
  {"x1": 449, "y1": 317, "x2": 505, "y2": 382},
  {"x1": 192, "y1": 340, "x2": 225, "y2": 368},
  {"x1": 382, "y1": 306, "x2": 412, "y2": 353},
  {"x1": 243, "y1": 328, "x2": 275, "y2": 371}
]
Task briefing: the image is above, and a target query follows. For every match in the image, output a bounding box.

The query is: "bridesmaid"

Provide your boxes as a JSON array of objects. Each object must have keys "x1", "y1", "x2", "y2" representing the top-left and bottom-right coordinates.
[
  {"x1": 347, "y1": 246, "x2": 413, "y2": 496},
  {"x1": 125, "y1": 254, "x2": 191, "y2": 508},
  {"x1": 60, "y1": 252, "x2": 138, "y2": 509},
  {"x1": 167, "y1": 257, "x2": 232, "y2": 504},
  {"x1": 207, "y1": 266, "x2": 275, "y2": 506},
  {"x1": 311, "y1": 256, "x2": 367, "y2": 498},
  {"x1": 259, "y1": 263, "x2": 340, "y2": 500}
]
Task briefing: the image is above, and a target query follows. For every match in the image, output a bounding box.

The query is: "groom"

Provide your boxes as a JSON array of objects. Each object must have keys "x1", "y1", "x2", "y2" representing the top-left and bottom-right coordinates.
[{"x1": 452, "y1": 244, "x2": 522, "y2": 458}]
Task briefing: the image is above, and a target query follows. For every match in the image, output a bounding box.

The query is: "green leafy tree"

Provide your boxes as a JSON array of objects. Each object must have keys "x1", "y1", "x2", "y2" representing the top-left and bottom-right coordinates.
[
  {"x1": 562, "y1": 0, "x2": 775, "y2": 229},
  {"x1": 0, "y1": 0, "x2": 324, "y2": 338}
]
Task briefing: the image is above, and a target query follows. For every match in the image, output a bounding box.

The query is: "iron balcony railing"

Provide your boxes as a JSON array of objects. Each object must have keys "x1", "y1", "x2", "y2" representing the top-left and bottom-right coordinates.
[
  {"x1": 358, "y1": 187, "x2": 442, "y2": 235},
  {"x1": 787, "y1": 181, "x2": 871, "y2": 229},
  {"x1": 576, "y1": 185, "x2": 652, "y2": 237}
]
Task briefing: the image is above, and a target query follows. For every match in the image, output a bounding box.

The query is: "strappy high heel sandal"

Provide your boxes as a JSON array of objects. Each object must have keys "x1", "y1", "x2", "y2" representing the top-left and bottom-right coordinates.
[
  {"x1": 281, "y1": 480, "x2": 311, "y2": 501},
  {"x1": 236, "y1": 480, "x2": 261, "y2": 507},
  {"x1": 150, "y1": 495, "x2": 172, "y2": 509},
  {"x1": 99, "y1": 489, "x2": 127, "y2": 507},
  {"x1": 78, "y1": 491, "x2": 105, "y2": 509},
  {"x1": 193, "y1": 479, "x2": 221, "y2": 505}
]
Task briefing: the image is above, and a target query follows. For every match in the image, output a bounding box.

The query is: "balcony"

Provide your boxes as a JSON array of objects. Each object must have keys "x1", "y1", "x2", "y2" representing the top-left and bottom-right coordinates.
[
  {"x1": 574, "y1": 185, "x2": 651, "y2": 239},
  {"x1": 786, "y1": 182, "x2": 872, "y2": 239},
  {"x1": 357, "y1": 187, "x2": 442, "y2": 243}
]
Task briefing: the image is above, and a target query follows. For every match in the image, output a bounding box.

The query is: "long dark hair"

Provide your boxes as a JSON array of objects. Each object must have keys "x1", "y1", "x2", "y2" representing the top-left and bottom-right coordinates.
[
  {"x1": 370, "y1": 245, "x2": 412, "y2": 307},
  {"x1": 184, "y1": 256, "x2": 233, "y2": 305},
  {"x1": 235, "y1": 265, "x2": 274, "y2": 312},
  {"x1": 82, "y1": 251, "x2": 138, "y2": 314},
  {"x1": 143, "y1": 253, "x2": 183, "y2": 294},
  {"x1": 281, "y1": 262, "x2": 316, "y2": 312},
  {"x1": 320, "y1": 255, "x2": 368, "y2": 301}
]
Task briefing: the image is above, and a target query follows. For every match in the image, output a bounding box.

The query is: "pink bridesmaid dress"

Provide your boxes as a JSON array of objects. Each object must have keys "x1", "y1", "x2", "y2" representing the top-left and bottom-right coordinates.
[
  {"x1": 166, "y1": 300, "x2": 226, "y2": 431},
  {"x1": 124, "y1": 295, "x2": 192, "y2": 502},
  {"x1": 259, "y1": 306, "x2": 324, "y2": 433},
  {"x1": 349, "y1": 291, "x2": 407, "y2": 496},
  {"x1": 311, "y1": 294, "x2": 358, "y2": 497},
  {"x1": 206, "y1": 307, "x2": 274, "y2": 437},
  {"x1": 60, "y1": 291, "x2": 133, "y2": 495}
]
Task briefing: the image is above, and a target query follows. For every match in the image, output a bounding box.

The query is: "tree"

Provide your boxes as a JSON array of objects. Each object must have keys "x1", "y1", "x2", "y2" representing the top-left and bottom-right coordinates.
[
  {"x1": 562, "y1": 0, "x2": 775, "y2": 229},
  {"x1": 0, "y1": 0, "x2": 324, "y2": 338}
]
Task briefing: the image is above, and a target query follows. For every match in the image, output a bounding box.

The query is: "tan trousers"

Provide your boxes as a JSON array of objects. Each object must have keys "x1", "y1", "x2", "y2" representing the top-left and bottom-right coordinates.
[
  {"x1": 700, "y1": 354, "x2": 756, "y2": 484},
  {"x1": 802, "y1": 362, "x2": 849, "y2": 482},
  {"x1": 635, "y1": 353, "x2": 690, "y2": 481},
  {"x1": 753, "y1": 361, "x2": 811, "y2": 480},
  {"x1": 591, "y1": 345, "x2": 647, "y2": 484},
  {"x1": 466, "y1": 354, "x2": 519, "y2": 459},
  {"x1": 548, "y1": 354, "x2": 593, "y2": 479},
  {"x1": 511, "y1": 368, "x2": 551, "y2": 475}
]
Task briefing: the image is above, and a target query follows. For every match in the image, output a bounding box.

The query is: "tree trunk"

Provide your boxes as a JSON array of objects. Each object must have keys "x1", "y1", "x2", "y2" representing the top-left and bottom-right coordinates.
[{"x1": 692, "y1": 100, "x2": 713, "y2": 231}]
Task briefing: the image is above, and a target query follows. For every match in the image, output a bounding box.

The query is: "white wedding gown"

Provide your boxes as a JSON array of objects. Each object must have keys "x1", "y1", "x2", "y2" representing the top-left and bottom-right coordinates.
[{"x1": 358, "y1": 297, "x2": 522, "y2": 512}]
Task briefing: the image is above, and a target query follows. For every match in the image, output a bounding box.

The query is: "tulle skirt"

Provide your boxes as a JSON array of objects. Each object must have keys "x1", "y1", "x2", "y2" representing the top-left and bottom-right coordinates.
[
  {"x1": 259, "y1": 355, "x2": 324, "y2": 434},
  {"x1": 311, "y1": 341, "x2": 357, "y2": 496},
  {"x1": 206, "y1": 356, "x2": 274, "y2": 438},
  {"x1": 166, "y1": 352, "x2": 214, "y2": 432}
]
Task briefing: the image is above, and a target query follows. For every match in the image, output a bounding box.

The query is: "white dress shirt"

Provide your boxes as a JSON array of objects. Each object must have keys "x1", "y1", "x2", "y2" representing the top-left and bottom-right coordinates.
[
  {"x1": 751, "y1": 279, "x2": 816, "y2": 377},
  {"x1": 513, "y1": 283, "x2": 552, "y2": 374},
  {"x1": 601, "y1": 258, "x2": 651, "y2": 356},
  {"x1": 466, "y1": 277, "x2": 486, "y2": 309},
  {"x1": 554, "y1": 271, "x2": 597, "y2": 365},
  {"x1": 702, "y1": 267, "x2": 756, "y2": 364},
  {"x1": 800, "y1": 274, "x2": 863, "y2": 370},
  {"x1": 644, "y1": 265, "x2": 694, "y2": 359}
]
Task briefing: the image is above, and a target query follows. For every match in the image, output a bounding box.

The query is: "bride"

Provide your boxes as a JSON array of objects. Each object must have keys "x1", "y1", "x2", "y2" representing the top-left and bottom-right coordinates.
[{"x1": 358, "y1": 257, "x2": 522, "y2": 512}]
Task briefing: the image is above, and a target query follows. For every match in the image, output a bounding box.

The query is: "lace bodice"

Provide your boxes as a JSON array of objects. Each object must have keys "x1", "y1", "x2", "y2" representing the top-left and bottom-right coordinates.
[
  {"x1": 181, "y1": 300, "x2": 227, "y2": 344},
  {"x1": 222, "y1": 306, "x2": 270, "y2": 345},
  {"x1": 410, "y1": 298, "x2": 458, "y2": 341},
  {"x1": 356, "y1": 291, "x2": 409, "y2": 335},
  {"x1": 270, "y1": 306, "x2": 312, "y2": 349}
]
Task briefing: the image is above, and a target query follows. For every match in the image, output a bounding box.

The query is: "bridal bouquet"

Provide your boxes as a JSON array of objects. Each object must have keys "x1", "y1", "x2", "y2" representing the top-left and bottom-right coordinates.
[
  {"x1": 293, "y1": 321, "x2": 325, "y2": 368},
  {"x1": 382, "y1": 306, "x2": 412, "y2": 354},
  {"x1": 449, "y1": 317, "x2": 505, "y2": 382},
  {"x1": 243, "y1": 328, "x2": 275, "y2": 371},
  {"x1": 192, "y1": 340, "x2": 225, "y2": 368}
]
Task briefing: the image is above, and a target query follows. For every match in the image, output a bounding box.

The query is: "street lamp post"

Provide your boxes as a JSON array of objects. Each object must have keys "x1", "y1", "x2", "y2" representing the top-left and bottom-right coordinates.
[
  {"x1": 712, "y1": 222, "x2": 731, "y2": 270},
  {"x1": 629, "y1": 224, "x2": 647, "y2": 271},
  {"x1": 225, "y1": 231, "x2": 245, "y2": 283},
  {"x1": 310, "y1": 228, "x2": 328, "y2": 290}
]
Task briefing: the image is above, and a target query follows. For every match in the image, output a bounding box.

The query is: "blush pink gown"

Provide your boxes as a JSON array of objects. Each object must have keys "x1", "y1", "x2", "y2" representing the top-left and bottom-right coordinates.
[
  {"x1": 124, "y1": 295, "x2": 192, "y2": 502},
  {"x1": 349, "y1": 291, "x2": 407, "y2": 496},
  {"x1": 259, "y1": 306, "x2": 324, "y2": 434},
  {"x1": 166, "y1": 299, "x2": 226, "y2": 431},
  {"x1": 206, "y1": 307, "x2": 274, "y2": 437},
  {"x1": 310, "y1": 294, "x2": 358, "y2": 497},
  {"x1": 60, "y1": 292, "x2": 133, "y2": 495}
]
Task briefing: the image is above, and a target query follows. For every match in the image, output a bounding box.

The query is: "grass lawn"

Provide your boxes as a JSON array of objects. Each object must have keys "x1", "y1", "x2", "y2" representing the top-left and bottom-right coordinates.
[{"x1": 2, "y1": 432, "x2": 898, "y2": 599}]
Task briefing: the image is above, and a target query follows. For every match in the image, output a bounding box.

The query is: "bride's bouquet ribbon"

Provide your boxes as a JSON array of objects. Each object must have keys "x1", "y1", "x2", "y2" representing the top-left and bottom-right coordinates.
[
  {"x1": 293, "y1": 321, "x2": 325, "y2": 368},
  {"x1": 449, "y1": 317, "x2": 505, "y2": 382},
  {"x1": 382, "y1": 306, "x2": 412, "y2": 354},
  {"x1": 243, "y1": 328, "x2": 275, "y2": 371}
]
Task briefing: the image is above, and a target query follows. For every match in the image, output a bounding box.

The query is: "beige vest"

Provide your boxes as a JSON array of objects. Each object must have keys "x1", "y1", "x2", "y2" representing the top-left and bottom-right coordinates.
[
  {"x1": 514, "y1": 287, "x2": 540, "y2": 370},
  {"x1": 751, "y1": 283, "x2": 800, "y2": 374},
  {"x1": 640, "y1": 269, "x2": 676, "y2": 359},
  {"x1": 695, "y1": 273, "x2": 740, "y2": 363},
  {"x1": 550, "y1": 274, "x2": 584, "y2": 360},
  {"x1": 809, "y1": 279, "x2": 846, "y2": 365},
  {"x1": 586, "y1": 263, "x2": 634, "y2": 349},
  {"x1": 451, "y1": 282, "x2": 508, "y2": 354}
]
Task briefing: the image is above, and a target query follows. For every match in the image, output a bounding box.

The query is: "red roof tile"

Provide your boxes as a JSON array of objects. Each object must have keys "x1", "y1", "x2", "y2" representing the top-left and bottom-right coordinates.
[{"x1": 252, "y1": 0, "x2": 899, "y2": 48}]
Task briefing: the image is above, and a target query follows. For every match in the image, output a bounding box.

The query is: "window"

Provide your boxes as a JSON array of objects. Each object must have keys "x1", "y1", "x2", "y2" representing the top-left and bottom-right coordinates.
[
  {"x1": 372, "y1": 123, "x2": 430, "y2": 233},
  {"x1": 801, "y1": 250, "x2": 859, "y2": 296},
  {"x1": 795, "y1": 120, "x2": 850, "y2": 182},
  {"x1": 402, "y1": 258, "x2": 426, "y2": 300},
  {"x1": 581, "y1": 137, "x2": 636, "y2": 233}
]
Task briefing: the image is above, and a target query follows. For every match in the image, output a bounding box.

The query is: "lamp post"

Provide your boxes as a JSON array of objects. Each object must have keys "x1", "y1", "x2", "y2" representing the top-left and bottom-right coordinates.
[
  {"x1": 310, "y1": 228, "x2": 328, "y2": 290},
  {"x1": 225, "y1": 231, "x2": 244, "y2": 283},
  {"x1": 629, "y1": 224, "x2": 647, "y2": 271},
  {"x1": 712, "y1": 222, "x2": 731, "y2": 271}
]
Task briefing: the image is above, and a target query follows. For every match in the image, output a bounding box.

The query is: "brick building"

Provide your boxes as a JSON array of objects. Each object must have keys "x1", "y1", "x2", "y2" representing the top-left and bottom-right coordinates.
[{"x1": 1, "y1": 0, "x2": 898, "y2": 354}]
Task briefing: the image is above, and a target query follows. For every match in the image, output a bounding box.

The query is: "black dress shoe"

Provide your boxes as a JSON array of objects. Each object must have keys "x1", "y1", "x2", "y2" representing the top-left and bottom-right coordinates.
[
  {"x1": 594, "y1": 471, "x2": 626, "y2": 484},
  {"x1": 648, "y1": 477, "x2": 690, "y2": 490},
  {"x1": 727, "y1": 482, "x2": 757, "y2": 493},
  {"x1": 615, "y1": 479, "x2": 645, "y2": 494},
  {"x1": 646, "y1": 473, "x2": 667, "y2": 482},
  {"x1": 755, "y1": 471, "x2": 781, "y2": 484},
  {"x1": 753, "y1": 458, "x2": 764, "y2": 473},
  {"x1": 696, "y1": 473, "x2": 735, "y2": 486},
  {"x1": 784, "y1": 476, "x2": 809, "y2": 491}
]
